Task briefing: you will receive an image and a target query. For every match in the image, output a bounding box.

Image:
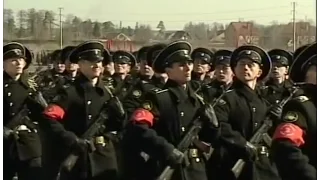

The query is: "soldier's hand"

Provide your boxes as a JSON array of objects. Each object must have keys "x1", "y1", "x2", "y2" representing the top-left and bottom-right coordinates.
[
  {"x1": 269, "y1": 105, "x2": 282, "y2": 120},
  {"x1": 199, "y1": 104, "x2": 219, "y2": 127},
  {"x1": 166, "y1": 148, "x2": 185, "y2": 166},
  {"x1": 244, "y1": 142, "x2": 258, "y2": 162},
  {"x1": 3, "y1": 127, "x2": 13, "y2": 139},
  {"x1": 107, "y1": 96, "x2": 125, "y2": 118},
  {"x1": 74, "y1": 138, "x2": 90, "y2": 153}
]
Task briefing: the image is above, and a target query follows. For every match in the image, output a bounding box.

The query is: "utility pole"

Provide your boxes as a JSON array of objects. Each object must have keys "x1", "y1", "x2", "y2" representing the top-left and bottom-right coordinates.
[
  {"x1": 59, "y1": 7, "x2": 63, "y2": 49},
  {"x1": 291, "y1": 2, "x2": 297, "y2": 51}
]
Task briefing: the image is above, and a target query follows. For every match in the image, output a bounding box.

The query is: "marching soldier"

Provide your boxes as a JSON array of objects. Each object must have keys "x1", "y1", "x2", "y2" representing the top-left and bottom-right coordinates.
[
  {"x1": 110, "y1": 50, "x2": 137, "y2": 97},
  {"x1": 261, "y1": 49, "x2": 294, "y2": 105},
  {"x1": 209, "y1": 45, "x2": 281, "y2": 180},
  {"x1": 41, "y1": 41, "x2": 124, "y2": 180},
  {"x1": 122, "y1": 41, "x2": 220, "y2": 180},
  {"x1": 190, "y1": 47, "x2": 214, "y2": 90},
  {"x1": 4, "y1": 42, "x2": 43, "y2": 180},
  {"x1": 271, "y1": 42, "x2": 316, "y2": 180},
  {"x1": 201, "y1": 49, "x2": 234, "y2": 103},
  {"x1": 102, "y1": 50, "x2": 115, "y2": 78},
  {"x1": 122, "y1": 43, "x2": 167, "y2": 117},
  {"x1": 35, "y1": 49, "x2": 66, "y2": 101},
  {"x1": 61, "y1": 46, "x2": 79, "y2": 84}
]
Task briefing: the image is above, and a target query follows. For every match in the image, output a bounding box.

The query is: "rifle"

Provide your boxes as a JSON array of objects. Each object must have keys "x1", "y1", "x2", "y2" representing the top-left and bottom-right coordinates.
[
  {"x1": 231, "y1": 87, "x2": 299, "y2": 179},
  {"x1": 156, "y1": 90, "x2": 229, "y2": 180},
  {"x1": 60, "y1": 107, "x2": 110, "y2": 172}
]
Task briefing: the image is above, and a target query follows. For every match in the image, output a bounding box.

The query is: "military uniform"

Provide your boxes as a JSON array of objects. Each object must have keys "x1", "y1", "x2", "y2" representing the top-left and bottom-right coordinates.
[
  {"x1": 122, "y1": 44, "x2": 167, "y2": 117},
  {"x1": 200, "y1": 50, "x2": 233, "y2": 103},
  {"x1": 122, "y1": 41, "x2": 220, "y2": 180},
  {"x1": 61, "y1": 46, "x2": 79, "y2": 85},
  {"x1": 209, "y1": 45, "x2": 280, "y2": 180},
  {"x1": 260, "y1": 49, "x2": 294, "y2": 105},
  {"x1": 35, "y1": 49, "x2": 66, "y2": 102},
  {"x1": 42, "y1": 41, "x2": 120, "y2": 180},
  {"x1": 271, "y1": 42, "x2": 317, "y2": 180},
  {"x1": 190, "y1": 47, "x2": 214, "y2": 91},
  {"x1": 109, "y1": 50, "x2": 137, "y2": 98},
  {"x1": 3, "y1": 42, "x2": 43, "y2": 180}
]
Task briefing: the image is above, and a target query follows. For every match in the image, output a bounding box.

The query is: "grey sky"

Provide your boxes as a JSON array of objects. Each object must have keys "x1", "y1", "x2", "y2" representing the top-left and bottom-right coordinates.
[{"x1": 4, "y1": 0, "x2": 316, "y2": 30}]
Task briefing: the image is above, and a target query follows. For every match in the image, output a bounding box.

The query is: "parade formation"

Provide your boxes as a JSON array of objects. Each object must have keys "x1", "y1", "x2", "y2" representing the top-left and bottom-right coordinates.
[{"x1": 3, "y1": 40, "x2": 316, "y2": 180}]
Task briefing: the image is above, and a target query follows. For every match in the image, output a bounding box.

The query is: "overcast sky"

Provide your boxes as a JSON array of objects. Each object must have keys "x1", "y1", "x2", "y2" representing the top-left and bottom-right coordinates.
[{"x1": 4, "y1": 0, "x2": 316, "y2": 30}]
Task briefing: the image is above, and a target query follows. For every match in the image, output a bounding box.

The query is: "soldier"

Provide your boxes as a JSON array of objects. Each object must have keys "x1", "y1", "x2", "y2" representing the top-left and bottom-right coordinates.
[
  {"x1": 271, "y1": 42, "x2": 316, "y2": 180},
  {"x1": 190, "y1": 47, "x2": 214, "y2": 89},
  {"x1": 261, "y1": 49, "x2": 294, "y2": 105},
  {"x1": 122, "y1": 41, "x2": 220, "y2": 180},
  {"x1": 35, "y1": 49, "x2": 66, "y2": 101},
  {"x1": 122, "y1": 43, "x2": 167, "y2": 117},
  {"x1": 111, "y1": 50, "x2": 137, "y2": 97},
  {"x1": 61, "y1": 46, "x2": 79, "y2": 84},
  {"x1": 102, "y1": 50, "x2": 115, "y2": 78},
  {"x1": 209, "y1": 45, "x2": 281, "y2": 180},
  {"x1": 41, "y1": 41, "x2": 124, "y2": 180},
  {"x1": 131, "y1": 50, "x2": 140, "y2": 74},
  {"x1": 4, "y1": 42, "x2": 43, "y2": 180},
  {"x1": 201, "y1": 49, "x2": 234, "y2": 103}
]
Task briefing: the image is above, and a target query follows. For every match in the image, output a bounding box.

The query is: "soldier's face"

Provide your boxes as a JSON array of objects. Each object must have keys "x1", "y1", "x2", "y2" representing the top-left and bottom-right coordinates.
[
  {"x1": 65, "y1": 60, "x2": 79, "y2": 71},
  {"x1": 194, "y1": 59, "x2": 210, "y2": 74},
  {"x1": 78, "y1": 60, "x2": 103, "y2": 78},
  {"x1": 115, "y1": 63, "x2": 131, "y2": 74},
  {"x1": 54, "y1": 62, "x2": 66, "y2": 73},
  {"x1": 305, "y1": 65, "x2": 316, "y2": 85},
  {"x1": 4, "y1": 57, "x2": 26, "y2": 75},
  {"x1": 271, "y1": 63, "x2": 288, "y2": 79},
  {"x1": 166, "y1": 61, "x2": 193, "y2": 84},
  {"x1": 140, "y1": 60, "x2": 154, "y2": 76},
  {"x1": 104, "y1": 62, "x2": 115, "y2": 74},
  {"x1": 214, "y1": 64, "x2": 234, "y2": 83},
  {"x1": 235, "y1": 59, "x2": 262, "y2": 82}
]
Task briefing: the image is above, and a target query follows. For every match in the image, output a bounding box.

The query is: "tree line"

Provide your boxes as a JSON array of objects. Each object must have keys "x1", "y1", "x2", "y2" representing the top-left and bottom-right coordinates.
[{"x1": 3, "y1": 8, "x2": 316, "y2": 47}]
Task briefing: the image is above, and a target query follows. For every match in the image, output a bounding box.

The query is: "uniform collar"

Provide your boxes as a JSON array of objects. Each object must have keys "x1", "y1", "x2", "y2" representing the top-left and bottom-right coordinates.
[
  {"x1": 232, "y1": 79, "x2": 258, "y2": 101},
  {"x1": 76, "y1": 74, "x2": 105, "y2": 96},
  {"x1": 164, "y1": 79, "x2": 198, "y2": 105},
  {"x1": 3, "y1": 71, "x2": 30, "y2": 89}
]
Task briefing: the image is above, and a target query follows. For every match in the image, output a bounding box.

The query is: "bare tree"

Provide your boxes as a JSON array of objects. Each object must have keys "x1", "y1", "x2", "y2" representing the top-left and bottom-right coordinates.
[{"x1": 134, "y1": 24, "x2": 153, "y2": 42}]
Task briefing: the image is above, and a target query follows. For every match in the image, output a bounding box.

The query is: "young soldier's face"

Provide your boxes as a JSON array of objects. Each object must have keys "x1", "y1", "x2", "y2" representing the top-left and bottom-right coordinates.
[
  {"x1": 234, "y1": 59, "x2": 262, "y2": 82},
  {"x1": 114, "y1": 63, "x2": 131, "y2": 74},
  {"x1": 305, "y1": 65, "x2": 317, "y2": 85},
  {"x1": 214, "y1": 64, "x2": 234, "y2": 83},
  {"x1": 65, "y1": 59, "x2": 79, "y2": 72},
  {"x1": 54, "y1": 62, "x2": 66, "y2": 73},
  {"x1": 4, "y1": 57, "x2": 26, "y2": 75},
  {"x1": 139, "y1": 60, "x2": 154, "y2": 76},
  {"x1": 78, "y1": 60, "x2": 103, "y2": 78},
  {"x1": 271, "y1": 62, "x2": 288, "y2": 79},
  {"x1": 193, "y1": 58, "x2": 210, "y2": 74},
  {"x1": 166, "y1": 61, "x2": 193, "y2": 84},
  {"x1": 104, "y1": 62, "x2": 115, "y2": 74}
]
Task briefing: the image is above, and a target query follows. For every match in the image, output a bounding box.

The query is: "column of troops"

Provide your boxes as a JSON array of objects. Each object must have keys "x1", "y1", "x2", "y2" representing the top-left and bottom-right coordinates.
[{"x1": 3, "y1": 40, "x2": 316, "y2": 180}]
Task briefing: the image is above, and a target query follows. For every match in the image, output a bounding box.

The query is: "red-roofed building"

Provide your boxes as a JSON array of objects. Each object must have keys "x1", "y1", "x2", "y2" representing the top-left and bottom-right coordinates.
[{"x1": 225, "y1": 22, "x2": 261, "y2": 47}]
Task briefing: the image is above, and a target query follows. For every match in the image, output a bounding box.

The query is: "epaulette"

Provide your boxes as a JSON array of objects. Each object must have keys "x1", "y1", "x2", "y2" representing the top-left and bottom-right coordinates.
[
  {"x1": 150, "y1": 87, "x2": 168, "y2": 94},
  {"x1": 293, "y1": 95, "x2": 309, "y2": 103},
  {"x1": 27, "y1": 77, "x2": 38, "y2": 91}
]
